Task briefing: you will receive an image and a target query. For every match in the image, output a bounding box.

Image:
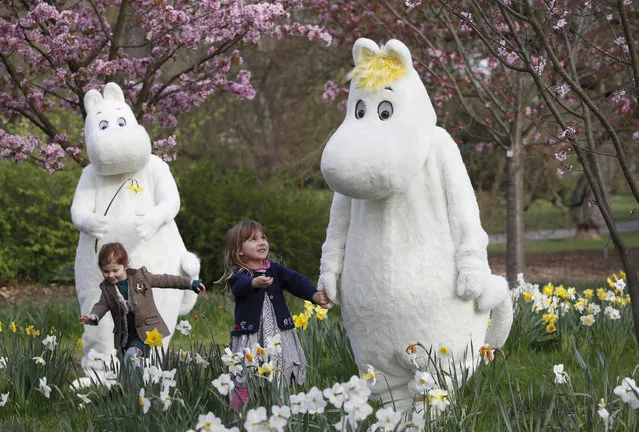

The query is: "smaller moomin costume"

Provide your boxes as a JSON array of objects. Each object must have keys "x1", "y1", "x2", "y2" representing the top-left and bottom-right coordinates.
[
  {"x1": 71, "y1": 82, "x2": 200, "y2": 380},
  {"x1": 318, "y1": 39, "x2": 513, "y2": 411}
]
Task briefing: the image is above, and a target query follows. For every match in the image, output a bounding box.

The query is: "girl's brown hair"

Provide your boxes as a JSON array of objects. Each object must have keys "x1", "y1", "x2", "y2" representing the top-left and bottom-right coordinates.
[
  {"x1": 98, "y1": 242, "x2": 129, "y2": 268},
  {"x1": 217, "y1": 220, "x2": 267, "y2": 289}
]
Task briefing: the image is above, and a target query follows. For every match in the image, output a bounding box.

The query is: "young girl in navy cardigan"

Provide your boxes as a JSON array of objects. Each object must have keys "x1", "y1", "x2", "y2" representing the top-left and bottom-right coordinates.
[{"x1": 218, "y1": 220, "x2": 329, "y2": 409}]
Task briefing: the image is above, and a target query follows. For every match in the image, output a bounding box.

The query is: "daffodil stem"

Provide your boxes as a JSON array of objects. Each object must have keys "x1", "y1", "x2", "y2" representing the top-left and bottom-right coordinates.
[{"x1": 94, "y1": 177, "x2": 134, "y2": 253}]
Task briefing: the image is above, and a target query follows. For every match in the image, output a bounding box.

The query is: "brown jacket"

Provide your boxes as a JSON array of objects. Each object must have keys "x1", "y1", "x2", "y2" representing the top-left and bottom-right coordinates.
[{"x1": 88, "y1": 267, "x2": 193, "y2": 350}]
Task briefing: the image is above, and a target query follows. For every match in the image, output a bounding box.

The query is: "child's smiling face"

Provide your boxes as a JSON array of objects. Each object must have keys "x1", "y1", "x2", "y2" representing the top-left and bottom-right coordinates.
[
  {"x1": 241, "y1": 229, "x2": 269, "y2": 268},
  {"x1": 101, "y1": 262, "x2": 127, "y2": 284}
]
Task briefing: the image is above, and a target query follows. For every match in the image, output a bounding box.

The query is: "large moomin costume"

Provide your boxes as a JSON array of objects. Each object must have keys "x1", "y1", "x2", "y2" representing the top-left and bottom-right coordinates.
[
  {"x1": 71, "y1": 82, "x2": 199, "y2": 378},
  {"x1": 318, "y1": 39, "x2": 513, "y2": 410}
]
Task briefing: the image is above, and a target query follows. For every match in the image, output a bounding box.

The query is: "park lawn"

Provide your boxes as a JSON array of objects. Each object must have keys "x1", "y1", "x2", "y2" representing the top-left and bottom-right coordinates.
[
  {"x1": 488, "y1": 230, "x2": 639, "y2": 255},
  {"x1": 479, "y1": 194, "x2": 638, "y2": 235}
]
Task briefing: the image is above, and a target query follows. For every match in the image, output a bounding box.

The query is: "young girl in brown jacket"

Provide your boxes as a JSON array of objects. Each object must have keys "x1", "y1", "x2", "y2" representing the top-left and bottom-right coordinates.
[{"x1": 80, "y1": 242, "x2": 205, "y2": 363}]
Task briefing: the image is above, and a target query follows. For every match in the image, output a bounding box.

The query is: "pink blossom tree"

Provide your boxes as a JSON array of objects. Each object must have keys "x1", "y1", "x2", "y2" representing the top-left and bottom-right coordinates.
[{"x1": 0, "y1": 0, "x2": 330, "y2": 171}]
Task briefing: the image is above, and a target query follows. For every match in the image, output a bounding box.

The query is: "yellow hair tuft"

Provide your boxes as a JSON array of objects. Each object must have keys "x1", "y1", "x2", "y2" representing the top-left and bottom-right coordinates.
[{"x1": 348, "y1": 54, "x2": 407, "y2": 93}]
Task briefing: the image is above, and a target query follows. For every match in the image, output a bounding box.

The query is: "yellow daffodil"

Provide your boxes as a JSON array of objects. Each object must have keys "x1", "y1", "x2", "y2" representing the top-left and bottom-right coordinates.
[
  {"x1": 546, "y1": 323, "x2": 557, "y2": 333},
  {"x1": 363, "y1": 364, "x2": 377, "y2": 385},
  {"x1": 25, "y1": 325, "x2": 40, "y2": 337},
  {"x1": 0, "y1": 320, "x2": 2, "y2": 333},
  {"x1": 126, "y1": 183, "x2": 144, "y2": 193},
  {"x1": 607, "y1": 277, "x2": 614, "y2": 288},
  {"x1": 597, "y1": 288, "x2": 607, "y2": 301},
  {"x1": 487, "y1": 318, "x2": 492, "y2": 327},
  {"x1": 293, "y1": 314, "x2": 309, "y2": 330},
  {"x1": 438, "y1": 345, "x2": 450, "y2": 357},
  {"x1": 542, "y1": 313, "x2": 558, "y2": 324},
  {"x1": 9, "y1": 322, "x2": 16, "y2": 333},
  {"x1": 256, "y1": 347, "x2": 266, "y2": 357},
  {"x1": 583, "y1": 289, "x2": 593, "y2": 298},
  {"x1": 522, "y1": 291, "x2": 532, "y2": 302},
  {"x1": 555, "y1": 286, "x2": 569, "y2": 300},
  {"x1": 316, "y1": 309, "x2": 328, "y2": 320},
  {"x1": 76, "y1": 338, "x2": 83, "y2": 349},
  {"x1": 543, "y1": 283, "x2": 554, "y2": 295},
  {"x1": 619, "y1": 271, "x2": 626, "y2": 279},
  {"x1": 303, "y1": 301, "x2": 315, "y2": 316},
  {"x1": 144, "y1": 328, "x2": 164, "y2": 348}
]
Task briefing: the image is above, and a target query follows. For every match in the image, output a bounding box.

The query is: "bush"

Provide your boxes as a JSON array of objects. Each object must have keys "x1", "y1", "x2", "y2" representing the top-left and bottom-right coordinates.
[
  {"x1": 174, "y1": 161, "x2": 333, "y2": 288},
  {"x1": 0, "y1": 162, "x2": 79, "y2": 284}
]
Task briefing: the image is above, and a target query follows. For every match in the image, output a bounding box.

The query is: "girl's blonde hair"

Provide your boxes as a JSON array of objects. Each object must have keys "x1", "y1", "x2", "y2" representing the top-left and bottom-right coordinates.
[{"x1": 217, "y1": 220, "x2": 268, "y2": 290}]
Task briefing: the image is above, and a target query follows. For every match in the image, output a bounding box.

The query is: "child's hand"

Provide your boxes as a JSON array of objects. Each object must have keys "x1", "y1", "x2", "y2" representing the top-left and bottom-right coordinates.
[
  {"x1": 312, "y1": 290, "x2": 330, "y2": 309},
  {"x1": 252, "y1": 276, "x2": 273, "y2": 288},
  {"x1": 190, "y1": 280, "x2": 206, "y2": 294},
  {"x1": 79, "y1": 314, "x2": 96, "y2": 325}
]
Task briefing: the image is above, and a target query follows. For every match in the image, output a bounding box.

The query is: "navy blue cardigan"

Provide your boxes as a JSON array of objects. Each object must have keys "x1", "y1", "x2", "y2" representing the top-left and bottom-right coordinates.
[{"x1": 230, "y1": 262, "x2": 317, "y2": 336}]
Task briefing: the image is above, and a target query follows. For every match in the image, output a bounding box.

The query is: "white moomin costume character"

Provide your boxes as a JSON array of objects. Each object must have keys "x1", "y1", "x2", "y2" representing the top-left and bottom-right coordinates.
[
  {"x1": 71, "y1": 82, "x2": 199, "y2": 380},
  {"x1": 318, "y1": 39, "x2": 513, "y2": 410}
]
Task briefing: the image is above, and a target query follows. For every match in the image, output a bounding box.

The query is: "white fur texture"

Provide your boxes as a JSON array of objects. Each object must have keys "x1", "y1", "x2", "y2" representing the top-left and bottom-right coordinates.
[
  {"x1": 71, "y1": 83, "x2": 200, "y2": 376},
  {"x1": 319, "y1": 39, "x2": 513, "y2": 411}
]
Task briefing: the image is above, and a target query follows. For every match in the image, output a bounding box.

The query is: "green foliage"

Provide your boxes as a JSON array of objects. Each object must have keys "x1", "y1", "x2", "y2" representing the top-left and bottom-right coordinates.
[
  {"x1": 0, "y1": 162, "x2": 80, "y2": 284},
  {"x1": 173, "y1": 161, "x2": 333, "y2": 287}
]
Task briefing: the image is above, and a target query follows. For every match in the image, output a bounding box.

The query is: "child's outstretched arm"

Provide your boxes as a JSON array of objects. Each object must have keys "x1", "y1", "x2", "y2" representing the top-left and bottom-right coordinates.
[
  {"x1": 79, "y1": 291, "x2": 109, "y2": 326},
  {"x1": 139, "y1": 267, "x2": 205, "y2": 294}
]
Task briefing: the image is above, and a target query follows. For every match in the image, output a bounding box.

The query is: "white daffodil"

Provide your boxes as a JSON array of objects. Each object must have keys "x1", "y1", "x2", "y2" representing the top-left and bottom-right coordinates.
[
  {"x1": 362, "y1": 364, "x2": 377, "y2": 385},
  {"x1": 243, "y1": 347, "x2": 257, "y2": 367},
  {"x1": 265, "y1": 334, "x2": 282, "y2": 356},
  {"x1": 343, "y1": 395, "x2": 373, "y2": 426},
  {"x1": 102, "y1": 371, "x2": 118, "y2": 390},
  {"x1": 580, "y1": 314, "x2": 595, "y2": 326},
  {"x1": 159, "y1": 388, "x2": 171, "y2": 411},
  {"x1": 245, "y1": 406, "x2": 268, "y2": 432},
  {"x1": 605, "y1": 291, "x2": 616, "y2": 302},
  {"x1": 195, "y1": 353, "x2": 210, "y2": 367},
  {"x1": 0, "y1": 357, "x2": 7, "y2": 371},
  {"x1": 372, "y1": 406, "x2": 402, "y2": 431},
  {"x1": 604, "y1": 306, "x2": 621, "y2": 320},
  {"x1": 613, "y1": 278, "x2": 626, "y2": 292},
  {"x1": 404, "y1": 411, "x2": 426, "y2": 432},
  {"x1": 613, "y1": 377, "x2": 639, "y2": 409},
  {"x1": 138, "y1": 388, "x2": 151, "y2": 414},
  {"x1": 42, "y1": 334, "x2": 58, "y2": 351},
  {"x1": 303, "y1": 386, "x2": 327, "y2": 414},
  {"x1": 0, "y1": 392, "x2": 8, "y2": 407},
  {"x1": 143, "y1": 365, "x2": 162, "y2": 385},
  {"x1": 290, "y1": 392, "x2": 307, "y2": 415},
  {"x1": 553, "y1": 364, "x2": 569, "y2": 384},
  {"x1": 269, "y1": 405, "x2": 291, "y2": 432},
  {"x1": 587, "y1": 303, "x2": 601, "y2": 315},
  {"x1": 175, "y1": 320, "x2": 192, "y2": 336},
  {"x1": 32, "y1": 356, "x2": 46, "y2": 366},
  {"x1": 77, "y1": 393, "x2": 91, "y2": 404},
  {"x1": 428, "y1": 388, "x2": 450, "y2": 416},
  {"x1": 414, "y1": 370, "x2": 436, "y2": 394},
  {"x1": 87, "y1": 348, "x2": 107, "y2": 362},
  {"x1": 196, "y1": 411, "x2": 224, "y2": 431},
  {"x1": 37, "y1": 377, "x2": 51, "y2": 399},
  {"x1": 161, "y1": 368, "x2": 177, "y2": 391},
  {"x1": 257, "y1": 361, "x2": 277, "y2": 382},
  {"x1": 344, "y1": 375, "x2": 372, "y2": 400},
  {"x1": 323, "y1": 383, "x2": 347, "y2": 408},
  {"x1": 212, "y1": 373, "x2": 235, "y2": 396},
  {"x1": 178, "y1": 348, "x2": 192, "y2": 363},
  {"x1": 597, "y1": 399, "x2": 613, "y2": 431}
]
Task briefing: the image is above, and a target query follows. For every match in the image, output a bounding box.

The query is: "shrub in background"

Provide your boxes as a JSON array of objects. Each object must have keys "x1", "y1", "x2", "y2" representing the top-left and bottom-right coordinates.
[
  {"x1": 174, "y1": 160, "x2": 332, "y2": 288},
  {"x1": 0, "y1": 162, "x2": 79, "y2": 284}
]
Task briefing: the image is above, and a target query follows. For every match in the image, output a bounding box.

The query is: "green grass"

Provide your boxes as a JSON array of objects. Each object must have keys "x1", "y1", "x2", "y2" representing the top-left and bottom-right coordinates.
[
  {"x1": 488, "y1": 230, "x2": 639, "y2": 255},
  {"x1": 479, "y1": 194, "x2": 638, "y2": 235}
]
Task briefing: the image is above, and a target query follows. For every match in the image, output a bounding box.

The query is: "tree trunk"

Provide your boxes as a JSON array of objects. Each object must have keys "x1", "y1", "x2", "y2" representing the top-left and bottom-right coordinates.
[
  {"x1": 570, "y1": 174, "x2": 605, "y2": 240},
  {"x1": 505, "y1": 144, "x2": 525, "y2": 287},
  {"x1": 506, "y1": 79, "x2": 525, "y2": 288}
]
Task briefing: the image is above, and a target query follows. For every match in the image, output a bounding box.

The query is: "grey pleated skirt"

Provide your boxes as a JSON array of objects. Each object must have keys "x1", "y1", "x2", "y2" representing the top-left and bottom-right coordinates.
[{"x1": 231, "y1": 296, "x2": 307, "y2": 387}]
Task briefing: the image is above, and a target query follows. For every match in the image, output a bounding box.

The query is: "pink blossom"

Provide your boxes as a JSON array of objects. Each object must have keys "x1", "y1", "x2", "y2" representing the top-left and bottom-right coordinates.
[
  {"x1": 556, "y1": 84, "x2": 570, "y2": 97},
  {"x1": 633, "y1": 132, "x2": 639, "y2": 142},
  {"x1": 405, "y1": 0, "x2": 424, "y2": 8},
  {"x1": 556, "y1": 168, "x2": 565, "y2": 179},
  {"x1": 554, "y1": 150, "x2": 569, "y2": 162},
  {"x1": 553, "y1": 18, "x2": 567, "y2": 30}
]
